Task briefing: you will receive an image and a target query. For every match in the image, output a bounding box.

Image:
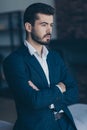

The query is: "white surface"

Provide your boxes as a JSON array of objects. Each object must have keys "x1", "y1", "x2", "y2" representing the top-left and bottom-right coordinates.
[
  {"x1": 68, "y1": 104, "x2": 87, "y2": 130},
  {"x1": 0, "y1": 120, "x2": 13, "y2": 130}
]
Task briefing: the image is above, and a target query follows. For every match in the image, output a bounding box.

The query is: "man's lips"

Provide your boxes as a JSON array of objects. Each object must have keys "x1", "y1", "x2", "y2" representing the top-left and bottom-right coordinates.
[{"x1": 44, "y1": 34, "x2": 51, "y2": 39}]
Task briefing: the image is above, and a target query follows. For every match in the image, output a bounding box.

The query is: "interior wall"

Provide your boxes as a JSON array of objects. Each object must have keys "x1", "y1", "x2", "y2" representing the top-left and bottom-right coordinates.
[{"x1": 0, "y1": 0, "x2": 54, "y2": 13}]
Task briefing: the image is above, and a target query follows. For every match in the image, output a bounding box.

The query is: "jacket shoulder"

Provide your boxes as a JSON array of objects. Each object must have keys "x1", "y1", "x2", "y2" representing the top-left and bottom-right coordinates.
[{"x1": 4, "y1": 45, "x2": 27, "y2": 62}]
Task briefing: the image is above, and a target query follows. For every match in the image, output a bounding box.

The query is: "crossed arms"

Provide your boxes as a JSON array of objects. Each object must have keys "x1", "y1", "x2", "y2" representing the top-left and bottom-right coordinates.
[{"x1": 28, "y1": 80, "x2": 66, "y2": 93}]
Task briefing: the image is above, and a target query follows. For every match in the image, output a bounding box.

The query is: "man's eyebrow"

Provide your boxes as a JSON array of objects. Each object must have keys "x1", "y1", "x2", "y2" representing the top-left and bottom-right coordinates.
[
  {"x1": 40, "y1": 22, "x2": 53, "y2": 25},
  {"x1": 40, "y1": 22, "x2": 48, "y2": 24}
]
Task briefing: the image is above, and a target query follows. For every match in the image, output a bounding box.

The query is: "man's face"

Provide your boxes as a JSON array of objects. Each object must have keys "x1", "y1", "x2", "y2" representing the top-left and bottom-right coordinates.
[{"x1": 30, "y1": 13, "x2": 53, "y2": 45}]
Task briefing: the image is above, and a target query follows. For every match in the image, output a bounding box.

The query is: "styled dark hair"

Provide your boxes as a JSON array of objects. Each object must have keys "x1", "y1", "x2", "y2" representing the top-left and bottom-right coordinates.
[{"x1": 23, "y1": 3, "x2": 55, "y2": 26}]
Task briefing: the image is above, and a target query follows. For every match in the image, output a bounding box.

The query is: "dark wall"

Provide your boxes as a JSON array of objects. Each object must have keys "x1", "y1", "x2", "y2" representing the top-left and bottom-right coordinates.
[{"x1": 55, "y1": 0, "x2": 87, "y2": 39}]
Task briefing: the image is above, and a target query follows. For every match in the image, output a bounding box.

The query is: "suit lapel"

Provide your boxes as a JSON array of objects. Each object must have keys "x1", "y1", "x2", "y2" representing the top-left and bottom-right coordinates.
[{"x1": 21, "y1": 45, "x2": 49, "y2": 87}]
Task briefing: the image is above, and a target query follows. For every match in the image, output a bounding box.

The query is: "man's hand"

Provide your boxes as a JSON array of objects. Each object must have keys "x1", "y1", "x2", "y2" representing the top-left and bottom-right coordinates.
[
  {"x1": 28, "y1": 81, "x2": 39, "y2": 91},
  {"x1": 57, "y1": 82, "x2": 66, "y2": 93}
]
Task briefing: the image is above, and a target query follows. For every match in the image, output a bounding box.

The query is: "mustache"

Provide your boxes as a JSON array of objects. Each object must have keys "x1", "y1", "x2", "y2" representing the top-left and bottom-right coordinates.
[{"x1": 43, "y1": 33, "x2": 51, "y2": 38}]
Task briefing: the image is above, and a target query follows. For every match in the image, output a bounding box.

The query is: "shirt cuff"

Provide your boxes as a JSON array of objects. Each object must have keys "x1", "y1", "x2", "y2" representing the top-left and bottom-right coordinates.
[{"x1": 49, "y1": 104, "x2": 55, "y2": 109}]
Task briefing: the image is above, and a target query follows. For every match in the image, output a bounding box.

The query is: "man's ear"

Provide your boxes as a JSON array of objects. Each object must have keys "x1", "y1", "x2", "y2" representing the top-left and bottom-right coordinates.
[{"x1": 24, "y1": 22, "x2": 32, "y2": 32}]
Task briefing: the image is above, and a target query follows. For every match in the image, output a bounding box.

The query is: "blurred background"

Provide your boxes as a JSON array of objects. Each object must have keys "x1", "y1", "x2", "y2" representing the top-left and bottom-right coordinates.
[{"x1": 0, "y1": 0, "x2": 87, "y2": 123}]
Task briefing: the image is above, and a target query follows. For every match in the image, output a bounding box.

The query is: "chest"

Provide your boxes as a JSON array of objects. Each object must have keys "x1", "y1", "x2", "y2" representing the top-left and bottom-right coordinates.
[{"x1": 24, "y1": 56, "x2": 62, "y2": 89}]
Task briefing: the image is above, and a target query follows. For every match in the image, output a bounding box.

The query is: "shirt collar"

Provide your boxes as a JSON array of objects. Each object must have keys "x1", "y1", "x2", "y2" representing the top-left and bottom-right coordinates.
[{"x1": 24, "y1": 40, "x2": 48, "y2": 58}]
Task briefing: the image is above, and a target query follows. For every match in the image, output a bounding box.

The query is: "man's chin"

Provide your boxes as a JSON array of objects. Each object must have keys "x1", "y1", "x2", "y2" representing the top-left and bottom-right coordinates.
[
  {"x1": 38, "y1": 41, "x2": 50, "y2": 45},
  {"x1": 41, "y1": 39, "x2": 51, "y2": 45}
]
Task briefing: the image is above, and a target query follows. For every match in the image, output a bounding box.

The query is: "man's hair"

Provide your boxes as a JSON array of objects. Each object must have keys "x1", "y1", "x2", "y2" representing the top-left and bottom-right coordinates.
[{"x1": 23, "y1": 3, "x2": 55, "y2": 26}]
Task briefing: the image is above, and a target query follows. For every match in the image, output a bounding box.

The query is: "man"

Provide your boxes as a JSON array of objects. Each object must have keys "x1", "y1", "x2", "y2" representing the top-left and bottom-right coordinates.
[{"x1": 3, "y1": 3, "x2": 78, "y2": 130}]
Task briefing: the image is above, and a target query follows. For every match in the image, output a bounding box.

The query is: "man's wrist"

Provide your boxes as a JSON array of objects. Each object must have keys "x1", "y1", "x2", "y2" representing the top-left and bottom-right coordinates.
[{"x1": 49, "y1": 104, "x2": 55, "y2": 109}]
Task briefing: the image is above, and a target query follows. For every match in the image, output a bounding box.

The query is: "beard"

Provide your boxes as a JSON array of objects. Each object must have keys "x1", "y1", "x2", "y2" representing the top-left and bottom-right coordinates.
[{"x1": 31, "y1": 31, "x2": 51, "y2": 45}]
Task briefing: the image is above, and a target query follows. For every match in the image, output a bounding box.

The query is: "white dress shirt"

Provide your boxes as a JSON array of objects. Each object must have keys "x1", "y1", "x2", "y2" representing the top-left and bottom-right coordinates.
[{"x1": 24, "y1": 40, "x2": 63, "y2": 111}]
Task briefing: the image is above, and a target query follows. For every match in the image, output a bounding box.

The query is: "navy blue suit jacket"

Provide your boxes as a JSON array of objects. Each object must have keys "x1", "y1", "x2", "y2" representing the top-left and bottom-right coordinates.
[{"x1": 3, "y1": 45, "x2": 78, "y2": 130}]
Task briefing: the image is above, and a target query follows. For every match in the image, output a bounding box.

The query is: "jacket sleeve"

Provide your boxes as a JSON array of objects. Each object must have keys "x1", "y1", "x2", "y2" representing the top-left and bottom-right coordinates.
[
  {"x1": 3, "y1": 52, "x2": 63, "y2": 110},
  {"x1": 54, "y1": 54, "x2": 79, "y2": 111}
]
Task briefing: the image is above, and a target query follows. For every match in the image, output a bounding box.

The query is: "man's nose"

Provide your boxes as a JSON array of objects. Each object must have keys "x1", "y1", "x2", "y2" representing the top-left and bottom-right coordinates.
[{"x1": 46, "y1": 26, "x2": 52, "y2": 33}]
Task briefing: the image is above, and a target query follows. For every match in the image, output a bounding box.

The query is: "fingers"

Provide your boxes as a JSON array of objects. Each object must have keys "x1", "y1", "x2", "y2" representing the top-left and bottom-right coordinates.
[
  {"x1": 58, "y1": 82, "x2": 66, "y2": 93},
  {"x1": 28, "y1": 81, "x2": 39, "y2": 91}
]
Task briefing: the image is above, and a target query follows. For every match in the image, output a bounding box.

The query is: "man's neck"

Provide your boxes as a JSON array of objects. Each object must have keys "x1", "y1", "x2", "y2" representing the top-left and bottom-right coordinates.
[{"x1": 26, "y1": 39, "x2": 43, "y2": 57}]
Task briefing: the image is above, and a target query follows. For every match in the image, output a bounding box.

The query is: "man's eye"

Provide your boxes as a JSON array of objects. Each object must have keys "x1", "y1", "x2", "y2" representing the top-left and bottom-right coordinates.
[
  {"x1": 41, "y1": 24, "x2": 47, "y2": 26},
  {"x1": 51, "y1": 24, "x2": 53, "y2": 27}
]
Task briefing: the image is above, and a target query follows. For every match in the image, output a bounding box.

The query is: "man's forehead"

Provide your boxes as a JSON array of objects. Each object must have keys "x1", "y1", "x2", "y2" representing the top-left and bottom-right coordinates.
[{"x1": 36, "y1": 13, "x2": 53, "y2": 22}]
